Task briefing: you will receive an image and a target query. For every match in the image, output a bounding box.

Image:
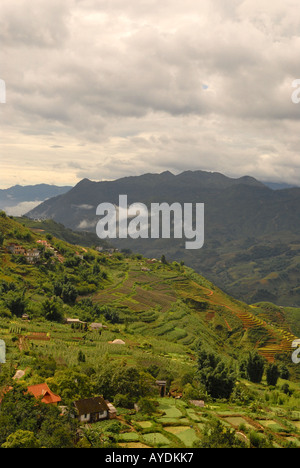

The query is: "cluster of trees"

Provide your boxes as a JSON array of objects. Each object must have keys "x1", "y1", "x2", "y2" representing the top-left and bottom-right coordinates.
[
  {"x1": 196, "y1": 345, "x2": 236, "y2": 399},
  {"x1": 194, "y1": 417, "x2": 279, "y2": 448},
  {"x1": 0, "y1": 385, "x2": 77, "y2": 448},
  {"x1": 5, "y1": 349, "x2": 157, "y2": 410},
  {"x1": 195, "y1": 419, "x2": 247, "y2": 448},
  {"x1": 0, "y1": 281, "x2": 26, "y2": 318},
  {"x1": 239, "y1": 350, "x2": 288, "y2": 387},
  {"x1": 41, "y1": 361, "x2": 155, "y2": 409},
  {"x1": 0, "y1": 352, "x2": 159, "y2": 448},
  {"x1": 0, "y1": 236, "x2": 113, "y2": 319},
  {"x1": 0, "y1": 217, "x2": 112, "y2": 316},
  {"x1": 53, "y1": 279, "x2": 78, "y2": 305},
  {"x1": 195, "y1": 344, "x2": 290, "y2": 401},
  {"x1": 0, "y1": 276, "x2": 122, "y2": 328}
]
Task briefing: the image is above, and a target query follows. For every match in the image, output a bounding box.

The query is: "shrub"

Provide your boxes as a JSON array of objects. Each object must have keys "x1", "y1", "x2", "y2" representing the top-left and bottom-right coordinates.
[{"x1": 249, "y1": 431, "x2": 273, "y2": 448}]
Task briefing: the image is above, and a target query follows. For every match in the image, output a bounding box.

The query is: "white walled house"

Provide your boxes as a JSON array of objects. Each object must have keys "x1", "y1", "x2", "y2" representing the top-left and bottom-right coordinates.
[{"x1": 74, "y1": 396, "x2": 109, "y2": 423}]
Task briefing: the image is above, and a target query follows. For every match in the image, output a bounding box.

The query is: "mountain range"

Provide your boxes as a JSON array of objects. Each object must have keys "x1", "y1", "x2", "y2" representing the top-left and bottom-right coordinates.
[
  {"x1": 23, "y1": 170, "x2": 300, "y2": 306},
  {"x1": 0, "y1": 184, "x2": 72, "y2": 216}
]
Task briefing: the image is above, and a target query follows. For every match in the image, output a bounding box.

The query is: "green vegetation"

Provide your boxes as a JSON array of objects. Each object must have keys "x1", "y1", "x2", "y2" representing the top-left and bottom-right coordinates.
[
  {"x1": 0, "y1": 386, "x2": 76, "y2": 448},
  {"x1": 0, "y1": 215, "x2": 299, "y2": 448},
  {"x1": 17, "y1": 216, "x2": 110, "y2": 249}
]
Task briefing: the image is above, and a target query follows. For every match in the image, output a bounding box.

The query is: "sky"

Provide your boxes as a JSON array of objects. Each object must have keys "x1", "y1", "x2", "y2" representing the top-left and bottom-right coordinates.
[{"x1": 1, "y1": 0, "x2": 300, "y2": 189}]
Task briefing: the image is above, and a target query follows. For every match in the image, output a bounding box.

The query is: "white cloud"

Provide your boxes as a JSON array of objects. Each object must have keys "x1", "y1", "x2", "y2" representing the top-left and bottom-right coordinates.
[
  {"x1": 3, "y1": 201, "x2": 43, "y2": 216},
  {"x1": 73, "y1": 204, "x2": 94, "y2": 210},
  {"x1": 77, "y1": 219, "x2": 96, "y2": 229}
]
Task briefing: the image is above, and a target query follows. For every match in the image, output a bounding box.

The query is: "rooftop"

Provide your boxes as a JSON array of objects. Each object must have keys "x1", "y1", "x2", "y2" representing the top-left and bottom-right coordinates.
[
  {"x1": 74, "y1": 396, "x2": 109, "y2": 415},
  {"x1": 27, "y1": 383, "x2": 61, "y2": 405}
]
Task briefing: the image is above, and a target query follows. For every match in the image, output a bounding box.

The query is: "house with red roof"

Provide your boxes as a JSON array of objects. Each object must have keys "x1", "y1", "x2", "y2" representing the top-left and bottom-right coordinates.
[
  {"x1": 27, "y1": 383, "x2": 61, "y2": 405},
  {"x1": 0, "y1": 383, "x2": 61, "y2": 407}
]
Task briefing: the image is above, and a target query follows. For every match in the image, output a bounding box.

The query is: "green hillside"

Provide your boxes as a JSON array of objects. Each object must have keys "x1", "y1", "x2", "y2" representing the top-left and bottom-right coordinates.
[
  {"x1": 0, "y1": 212, "x2": 299, "y2": 448},
  {"x1": 17, "y1": 216, "x2": 111, "y2": 249},
  {"x1": 24, "y1": 171, "x2": 300, "y2": 307}
]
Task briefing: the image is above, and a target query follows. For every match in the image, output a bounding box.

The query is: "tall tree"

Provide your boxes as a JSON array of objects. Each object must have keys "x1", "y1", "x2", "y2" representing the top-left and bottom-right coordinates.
[
  {"x1": 241, "y1": 351, "x2": 265, "y2": 384},
  {"x1": 196, "y1": 344, "x2": 236, "y2": 399},
  {"x1": 266, "y1": 363, "x2": 280, "y2": 386}
]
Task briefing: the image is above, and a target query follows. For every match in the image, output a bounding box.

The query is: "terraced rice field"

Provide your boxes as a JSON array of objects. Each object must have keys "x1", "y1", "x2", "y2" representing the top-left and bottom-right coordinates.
[
  {"x1": 177, "y1": 278, "x2": 299, "y2": 363},
  {"x1": 222, "y1": 416, "x2": 257, "y2": 430},
  {"x1": 93, "y1": 270, "x2": 177, "y2": 312},
  {"x1": 142, "y1": 432, "x2": 172, "y2": 446},
  {"x1": 164, "y1": 426, "x2": 198, "y2": 445},
  {"x1": 91, "y1": 262, "x2": 299, "y2": 363}
]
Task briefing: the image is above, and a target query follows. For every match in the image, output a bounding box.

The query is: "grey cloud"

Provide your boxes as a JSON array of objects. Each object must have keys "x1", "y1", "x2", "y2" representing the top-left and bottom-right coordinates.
[
  {"x1": 1, "y1": 0, "x2": 300, "y2": 187},
  {"x1": 4, "y1": 201, "x2": 43, "y2": 216},
  {"x1": 0, "y1": 0, "x2": 71, "y2": 47}
]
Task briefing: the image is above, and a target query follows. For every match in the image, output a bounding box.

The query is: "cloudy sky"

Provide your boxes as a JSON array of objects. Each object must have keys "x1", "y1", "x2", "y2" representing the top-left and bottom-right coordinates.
[{"x1": 1, "y1": 0, "x2": 300, "y2": 188}]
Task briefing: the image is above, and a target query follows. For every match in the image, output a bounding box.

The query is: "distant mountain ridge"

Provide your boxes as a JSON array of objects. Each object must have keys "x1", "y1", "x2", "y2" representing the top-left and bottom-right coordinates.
[
  {"x1": 25, "y1": 170, "x2": 300, "y2": 306},
  {"x1": 0, "y1": 183, "x2": 72, "y2": 203},
  {"x1": 0, "y1": 184, "x2": 72, "y2": 216},
  {"x1": 25, "y1": 170, "x2": 299, "y2": 236},
  {"x1": 262, "y1": 181, "x2": 299, "y2": 190}
]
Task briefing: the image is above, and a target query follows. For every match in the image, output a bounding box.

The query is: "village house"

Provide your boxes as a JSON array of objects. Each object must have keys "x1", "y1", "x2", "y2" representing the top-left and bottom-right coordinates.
[
  {"x1": 7, "y1": 244, "x2": 26, "y2": 255},
  {"x1": 7, "y1": 243, "x2": 41, "y2": 264},
  {"x1": 106, "y1": 401, "x2": 117, "y2": 419},
  {"x1": 109, "y1": 339, "x2": 125, "y2": 345},
  {"x1": 189, "y1": 400, "x2": 205, "y2": 408},
  {"x1": 6, "y1": 240, "x2": 64, "y2": 264},
  {"x1": 65, "y1": 318, "x2": 86, "y2": 326},
  {"x1": 37, "y1": 240, "x2": 60, "y2": 259},
  {"x1": 74, "y1": 396, "x2": 117, "y2": 423},
  {"x1": 102, "y1": 248, "x2": 118, "y2": 254},
  {"x1": 37, "y1": 239, "x2": 51, "y2": 248},
  {"x1": 25, "y1": 248, "x2": 40, "y2": 264},
  {"x1": 90, "y1": 322, "x2": 107, "y2": 331},
  {"x1": 155, "y1": 380, "x2": 167, "y2": 397},
  {"x1": 0, "y1": 383, "x2": 61, "y2": 406},
  {"x1": 27, "y1": 383, "x2": 61, "y2": 405}
]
